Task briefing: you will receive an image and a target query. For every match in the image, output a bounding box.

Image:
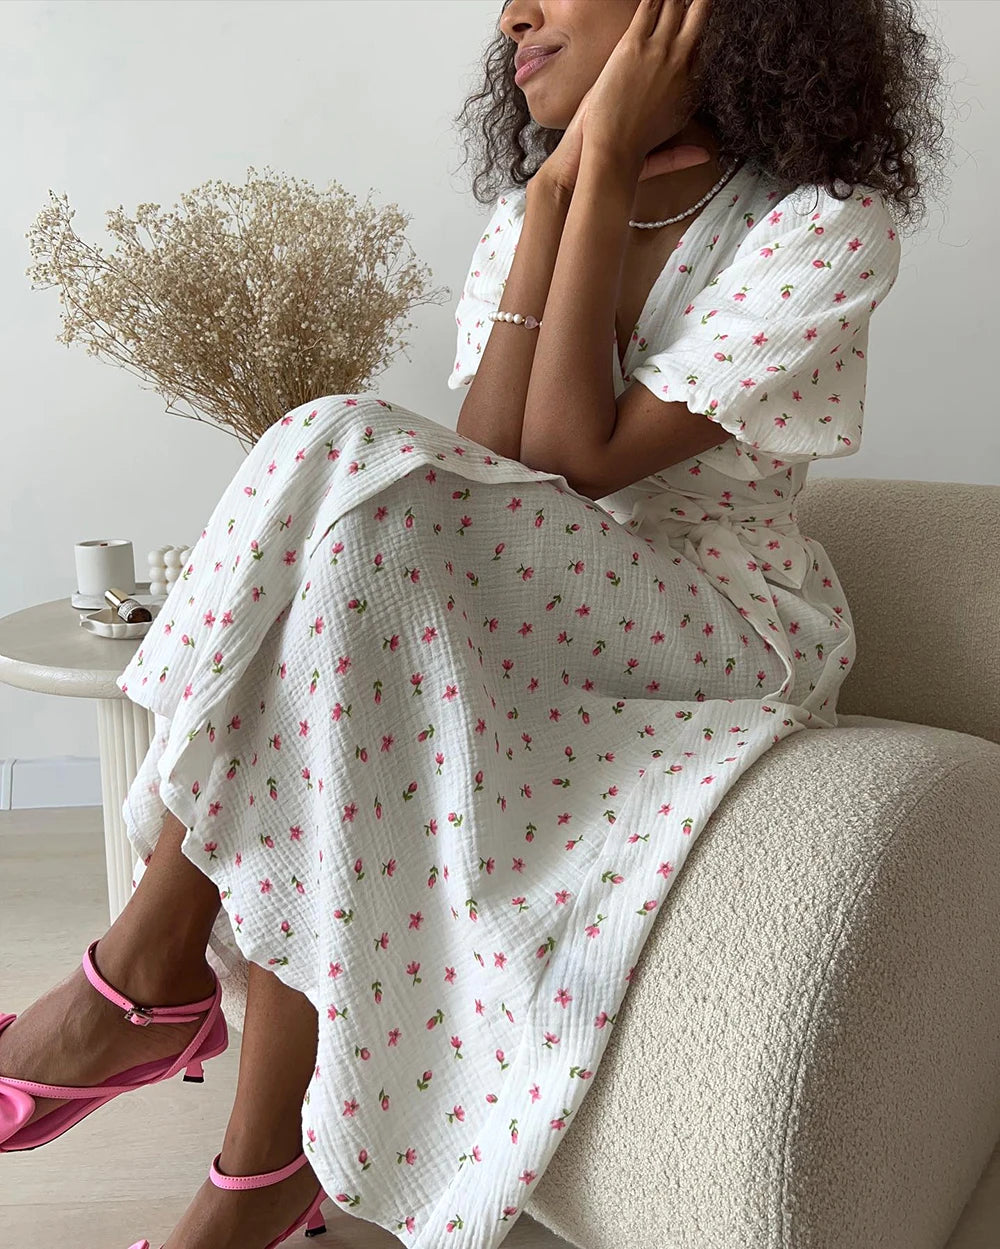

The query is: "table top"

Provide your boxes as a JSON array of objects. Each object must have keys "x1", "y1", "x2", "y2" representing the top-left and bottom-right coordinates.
[{"x1": 0, "y1": 583, "x2": 156, "y2": 699}]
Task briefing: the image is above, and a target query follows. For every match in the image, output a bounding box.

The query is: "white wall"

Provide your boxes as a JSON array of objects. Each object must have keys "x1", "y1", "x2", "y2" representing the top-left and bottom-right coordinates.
[{"x1": 0, "y1": 0, "x2": 993, "y2": 767}]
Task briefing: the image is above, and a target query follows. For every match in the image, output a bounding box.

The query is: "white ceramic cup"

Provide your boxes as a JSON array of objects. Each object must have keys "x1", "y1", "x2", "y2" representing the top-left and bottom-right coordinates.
[{"x1": 74, "y1": 539, "x2": 136, "y2": 599}]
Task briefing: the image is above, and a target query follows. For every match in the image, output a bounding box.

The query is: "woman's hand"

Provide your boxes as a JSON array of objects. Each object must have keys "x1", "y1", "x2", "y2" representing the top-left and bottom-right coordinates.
[
  {"x1": 530, "y1": 83, "x2": 597, "y2": 202},
  {"x1": 584, "y1": 0, "x2": 713, "y2": 182},
  {"x1": 531, "y1": 83, "x2": 709, "y2": 203},
  {"x1": 530, "y1": 0, "x2": 712, "y2": 202}
]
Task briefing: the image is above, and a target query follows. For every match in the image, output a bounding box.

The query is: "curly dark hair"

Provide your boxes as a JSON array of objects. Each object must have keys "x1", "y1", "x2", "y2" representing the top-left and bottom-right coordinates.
[{"x1": 451, "y1": 0, "x2": 955, "y2": 231}]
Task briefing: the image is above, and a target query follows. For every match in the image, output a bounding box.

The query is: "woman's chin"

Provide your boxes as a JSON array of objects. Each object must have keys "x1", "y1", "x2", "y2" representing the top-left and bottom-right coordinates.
[
  {"x1": 521, "y1": 83, "x2": 578, "y2": 132},
  {"x1": 528, "y1": 104, "x2": 573, "y2": 131}
]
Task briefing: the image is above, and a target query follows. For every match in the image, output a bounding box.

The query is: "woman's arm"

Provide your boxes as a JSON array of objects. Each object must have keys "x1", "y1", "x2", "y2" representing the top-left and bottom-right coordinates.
[
  {"x1": 518, "y1": 139, "x2": 730, "y2": 498},
  {"x1": 455, "y1": 179, "x2": 570, "y2": 462},
  {"x1": 518, "y1": 140, "x2": 631, "y2": 477}
]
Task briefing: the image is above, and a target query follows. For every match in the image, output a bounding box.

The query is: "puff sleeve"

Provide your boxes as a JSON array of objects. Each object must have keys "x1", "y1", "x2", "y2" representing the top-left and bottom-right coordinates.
[
  {"x1": 447, "y1": 187, "x2": 527, "y2": 390},
  {"x1": 628, "y1": 182, "x2": 901, "y2": 478}
]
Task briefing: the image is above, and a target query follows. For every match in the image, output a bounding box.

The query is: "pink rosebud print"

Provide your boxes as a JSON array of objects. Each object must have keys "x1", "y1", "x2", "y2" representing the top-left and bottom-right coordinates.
[{"x1": 105, "y1": 360, "x2": 874, "y2": 1216}]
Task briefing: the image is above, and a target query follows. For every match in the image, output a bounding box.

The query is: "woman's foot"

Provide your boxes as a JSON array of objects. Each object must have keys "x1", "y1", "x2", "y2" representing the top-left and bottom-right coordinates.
[
  {"x1": 161, "y1": 1145, "x2": 324, "y2": 1249},
  {"x1": 0, "y1": 934, "x2": 217, "y2": 1135}
]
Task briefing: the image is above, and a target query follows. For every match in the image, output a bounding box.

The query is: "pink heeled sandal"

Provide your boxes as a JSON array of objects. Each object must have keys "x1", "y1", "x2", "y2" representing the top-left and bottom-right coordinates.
[
  {"x1": 128, "y1": 1149, "x2": 328, "y2": 1248},
  {"x1": 0, "y1": 938, "x2": 228, "y2": 1152}
]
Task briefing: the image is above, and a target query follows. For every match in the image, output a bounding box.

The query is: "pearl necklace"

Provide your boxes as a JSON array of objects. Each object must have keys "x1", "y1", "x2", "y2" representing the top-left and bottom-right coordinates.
[
  {"x1": 628, "y1": 157, "x2": 741, "y2": 229},
  {"x1": 487, "y1": 157, "x2": 745, "y2": 336}
]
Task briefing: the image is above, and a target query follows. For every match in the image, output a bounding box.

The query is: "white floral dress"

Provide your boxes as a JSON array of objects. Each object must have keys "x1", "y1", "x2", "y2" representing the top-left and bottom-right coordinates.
[{"x1": 117, "y1": 158, "x2": 900, "y2": 1249}]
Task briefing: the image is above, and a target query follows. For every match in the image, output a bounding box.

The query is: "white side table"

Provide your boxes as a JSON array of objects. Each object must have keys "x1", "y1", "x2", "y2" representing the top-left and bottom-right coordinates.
[{"x1": 0, "y1": 584, "x2": 158, "y2": 924}]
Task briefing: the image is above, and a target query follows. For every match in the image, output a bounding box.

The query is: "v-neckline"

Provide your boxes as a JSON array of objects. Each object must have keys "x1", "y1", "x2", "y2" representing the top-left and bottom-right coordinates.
[{"x1": 617, "y1": 159, "x2": 753, "y2": 380}]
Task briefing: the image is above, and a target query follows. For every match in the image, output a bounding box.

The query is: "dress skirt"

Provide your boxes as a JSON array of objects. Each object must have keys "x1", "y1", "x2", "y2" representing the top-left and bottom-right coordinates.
[{"x1": 117, "y1": 393, "x2": 824, "y2": 1249}]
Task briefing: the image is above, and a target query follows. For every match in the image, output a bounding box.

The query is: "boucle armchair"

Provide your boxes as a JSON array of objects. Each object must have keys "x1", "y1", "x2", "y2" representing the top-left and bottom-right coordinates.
[
  {"x1": 213, "y1": 475, "x2": 1000, "y2": 1249},
  {"x1": 525, "y1": 475, "x2": 1000, "y2": 1249}
]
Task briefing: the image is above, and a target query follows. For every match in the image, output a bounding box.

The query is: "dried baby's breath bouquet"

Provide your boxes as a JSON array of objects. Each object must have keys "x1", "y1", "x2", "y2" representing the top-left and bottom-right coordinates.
[{"x1": 24, "y1": 165, "x2": 449, "y2": 451}]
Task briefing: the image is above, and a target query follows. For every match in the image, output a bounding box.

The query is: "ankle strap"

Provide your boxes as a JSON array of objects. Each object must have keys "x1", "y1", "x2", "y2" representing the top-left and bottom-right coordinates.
[
  {"x1": 210, "y1": 1150, "x2": 309, "y2": 1190},
  {"x1": 82, "y1": 939, "x2": 218, "y2": 1027}
]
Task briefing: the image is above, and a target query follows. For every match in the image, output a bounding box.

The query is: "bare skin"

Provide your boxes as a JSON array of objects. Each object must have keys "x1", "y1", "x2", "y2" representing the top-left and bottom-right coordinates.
[
  {"x1": 0, "y1": 807, "x2": 324, "y2": 1248},
  {"x1": 498, "y1": 0, "x2": 730, "y2": 373},
  {"x1": 499, "y1": 0, "x2": 729, "y2": 229}
]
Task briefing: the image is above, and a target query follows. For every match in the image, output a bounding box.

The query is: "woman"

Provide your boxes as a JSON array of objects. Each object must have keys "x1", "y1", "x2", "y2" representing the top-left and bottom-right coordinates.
[{"x1": 0, "y1": 2, "x2": 947, "y2": 1247}]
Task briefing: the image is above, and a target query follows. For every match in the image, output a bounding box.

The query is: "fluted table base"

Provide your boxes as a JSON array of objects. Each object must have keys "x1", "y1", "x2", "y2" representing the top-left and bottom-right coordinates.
[{"x1": 95, "y1": 698, "x2": 155, "y2": 923}]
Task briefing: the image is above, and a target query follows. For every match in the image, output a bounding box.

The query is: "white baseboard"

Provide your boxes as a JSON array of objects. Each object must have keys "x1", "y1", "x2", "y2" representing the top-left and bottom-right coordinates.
[{"x1": 0, "y1": 756, "x2": 102, "y2": 810}]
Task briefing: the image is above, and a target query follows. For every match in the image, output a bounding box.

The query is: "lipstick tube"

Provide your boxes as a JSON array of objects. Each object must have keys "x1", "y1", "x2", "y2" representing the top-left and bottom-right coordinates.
[{"x1": 104, "y1": 586, "x2": 153, "y2": 624}]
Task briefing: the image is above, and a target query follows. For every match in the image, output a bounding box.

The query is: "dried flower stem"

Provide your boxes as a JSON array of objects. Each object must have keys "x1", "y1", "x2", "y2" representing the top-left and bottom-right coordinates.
[{"x1": 25, "y1": 165, "x2": 450, "y2": 448}]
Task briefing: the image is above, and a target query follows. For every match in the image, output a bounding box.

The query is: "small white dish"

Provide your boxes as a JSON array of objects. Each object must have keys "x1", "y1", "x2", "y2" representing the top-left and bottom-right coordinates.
[
  {"x1": 70, "y1": 582, "x2": 166, "y2": 611},
  {"x1": 79, "y1": 604, "x2": 161, "y2": 640}
]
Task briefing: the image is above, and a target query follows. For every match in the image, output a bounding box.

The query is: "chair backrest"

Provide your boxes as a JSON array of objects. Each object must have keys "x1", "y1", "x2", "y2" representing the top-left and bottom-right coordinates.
[{"x1": 794, "y1": 475, "x2": 1000, "y2": 746}]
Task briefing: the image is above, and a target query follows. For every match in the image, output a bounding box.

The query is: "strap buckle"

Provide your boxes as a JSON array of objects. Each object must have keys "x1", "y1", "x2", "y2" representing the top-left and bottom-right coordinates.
[{"x1": 123, "y1": 1005, "x2": 154, "y2": 1026}]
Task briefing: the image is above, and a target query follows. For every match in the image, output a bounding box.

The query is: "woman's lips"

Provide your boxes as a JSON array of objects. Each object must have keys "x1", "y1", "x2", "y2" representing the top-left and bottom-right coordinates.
[{"x1": 514, "y1": 48, "x2": 561, "y2": 86}]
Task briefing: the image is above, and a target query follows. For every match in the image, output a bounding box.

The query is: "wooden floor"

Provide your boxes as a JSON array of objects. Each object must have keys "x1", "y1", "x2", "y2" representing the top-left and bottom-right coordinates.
[{"x1": 0, "y1": 806, "x2": 576, "y2": 1248}]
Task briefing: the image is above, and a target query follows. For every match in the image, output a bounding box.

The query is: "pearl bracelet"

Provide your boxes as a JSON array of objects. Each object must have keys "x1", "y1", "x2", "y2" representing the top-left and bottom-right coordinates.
[{"x1": 488, "y1": 310, "x2": 542, "y2": 329}]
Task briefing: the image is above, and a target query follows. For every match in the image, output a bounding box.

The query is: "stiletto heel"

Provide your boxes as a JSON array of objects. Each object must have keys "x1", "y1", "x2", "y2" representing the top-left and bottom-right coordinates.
[
  {"x1": 305, "y1": 1205, "x2": 328, "y2": 1236},
  {"x1": 127, "y1": 1150, "x2": 328, "y2": 1248},
  {"x1": 0, "y1": 938, "x2": 229, "y2": 1152}
]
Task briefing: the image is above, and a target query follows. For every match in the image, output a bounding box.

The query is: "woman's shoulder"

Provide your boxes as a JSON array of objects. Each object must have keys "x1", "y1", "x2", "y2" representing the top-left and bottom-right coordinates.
[
  {"x1": 495, "y1": 183, "x2": 528, "y2": 209},
  {"x1": 738, "y1": 165, "x2": 899, "y2": 259},
  {"x1": 491, "y1": 184, "x2": 529, "y2": 238},
  {"x1": 472, "y1": 184, "x2": 528, "y2": 256}
]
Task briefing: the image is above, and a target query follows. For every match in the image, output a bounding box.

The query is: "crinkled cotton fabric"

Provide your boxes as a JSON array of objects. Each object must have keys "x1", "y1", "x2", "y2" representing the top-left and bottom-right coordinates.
[{"x1": 117, "y1": 158, "x2": 900, "y2": 1249}]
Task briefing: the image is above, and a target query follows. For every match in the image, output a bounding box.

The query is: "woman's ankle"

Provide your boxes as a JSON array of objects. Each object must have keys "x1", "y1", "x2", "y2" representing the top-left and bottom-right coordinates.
[
  {"x1": 218, "y1": 1124, "x2": 307, "y2": 1177},
  {"x1": 93, "y1": 928, "x2": 216, "y2": 1006}
]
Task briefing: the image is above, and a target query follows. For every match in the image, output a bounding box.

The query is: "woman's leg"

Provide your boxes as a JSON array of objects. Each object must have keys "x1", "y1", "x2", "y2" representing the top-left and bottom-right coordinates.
[
  {"x1": 0, "y1": 807, "x2": 223, "y2": 1127},
  {"x1": 95, "y1": 804, "x2": 222, "y2": 1000},
  {"x1": 218, "y1": 960, "x2": 318, "y2": 1172},
  {"x1": 162, "y1": 960, "x2": 322, "y2": 1249}
]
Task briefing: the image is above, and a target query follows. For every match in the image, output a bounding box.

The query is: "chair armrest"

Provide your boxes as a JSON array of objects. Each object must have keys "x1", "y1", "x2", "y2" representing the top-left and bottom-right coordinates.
[
  {"x1": 527, "y1": 717, "x2": 1000, "y2": 1249},
  {"x1": 793, "y1": 476, "x2": 1000, "y2": 747}
]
